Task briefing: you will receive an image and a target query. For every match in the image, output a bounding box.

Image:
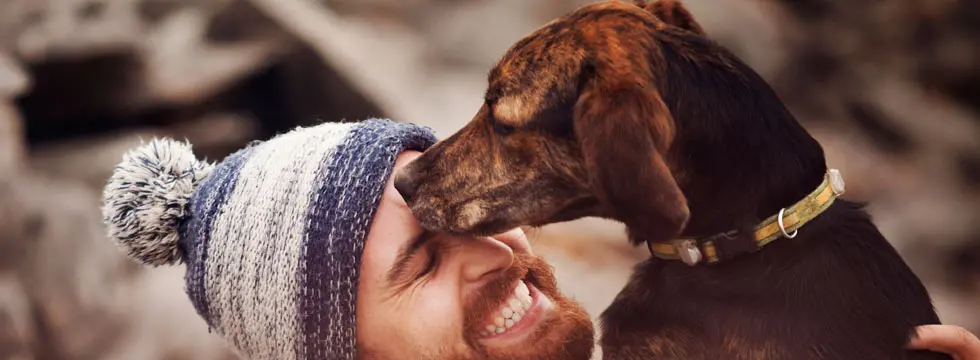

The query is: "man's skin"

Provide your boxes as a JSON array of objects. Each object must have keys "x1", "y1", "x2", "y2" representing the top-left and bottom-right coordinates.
[{"x1": 355, "y1": 151, "x2": 980, "y2": 360}]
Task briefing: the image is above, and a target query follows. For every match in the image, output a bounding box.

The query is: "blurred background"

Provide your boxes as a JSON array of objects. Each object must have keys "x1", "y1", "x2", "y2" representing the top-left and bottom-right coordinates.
[{"x1": 0, "y1": 0, "x2": 978, "y2": 359}]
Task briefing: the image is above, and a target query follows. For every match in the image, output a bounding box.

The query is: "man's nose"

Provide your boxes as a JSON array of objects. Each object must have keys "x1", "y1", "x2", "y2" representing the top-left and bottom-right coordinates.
[
  {"x1": 459, "y1": 236, "x2": 515, "y2": 283},
  {"x1": 393, "y1": 169, "x2": 419, "y2": 203},
  {"x1": 493, "y1": 228, "x2": 533, "y2": 255}
]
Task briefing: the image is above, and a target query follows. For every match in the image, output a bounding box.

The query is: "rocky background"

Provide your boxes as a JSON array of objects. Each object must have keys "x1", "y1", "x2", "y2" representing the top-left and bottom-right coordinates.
[{"x1": 0, "y1": 0, "x2": 977, "y2": 359}]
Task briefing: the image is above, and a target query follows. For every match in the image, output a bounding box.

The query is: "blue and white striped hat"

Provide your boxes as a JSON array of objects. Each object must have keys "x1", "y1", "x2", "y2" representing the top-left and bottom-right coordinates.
[{"x1": 101, "y1": 119, "x2": 438, "y2": 360}]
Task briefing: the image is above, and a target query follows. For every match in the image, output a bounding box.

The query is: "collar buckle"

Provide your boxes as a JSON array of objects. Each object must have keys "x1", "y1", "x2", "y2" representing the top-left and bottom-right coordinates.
[{"x1": 672, "y1": 239, "x2": 702, "y2": 266}]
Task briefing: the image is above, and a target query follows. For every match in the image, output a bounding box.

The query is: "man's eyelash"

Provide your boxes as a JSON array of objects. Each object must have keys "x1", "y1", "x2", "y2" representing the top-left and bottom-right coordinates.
[
  {"x1": 383, "y1": 239, "x2": 445, "y2": 298},
  {"x1": 418, "y1": 252, "x2": 438, "y2": 277},
  {"x1": 414, "y1": 241, "x2": 450, "y2": 279}
]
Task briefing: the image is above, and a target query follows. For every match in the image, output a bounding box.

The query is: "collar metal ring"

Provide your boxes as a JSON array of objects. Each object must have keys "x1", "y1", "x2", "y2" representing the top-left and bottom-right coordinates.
[{"x1": 778, "y1": 208, "x2": 798, "y2": 239}]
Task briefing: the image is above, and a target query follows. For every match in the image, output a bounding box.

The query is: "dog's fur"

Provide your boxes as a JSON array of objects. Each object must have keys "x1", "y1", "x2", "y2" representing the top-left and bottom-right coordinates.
[{"x1": 394, "y1": 1, "x2": 950, "y2": 358}]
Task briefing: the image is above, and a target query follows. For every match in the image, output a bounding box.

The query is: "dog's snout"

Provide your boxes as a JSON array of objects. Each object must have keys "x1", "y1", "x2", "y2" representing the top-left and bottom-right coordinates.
[{"x1": 394, "y1": 169, "x2": 420, "y2": 203}]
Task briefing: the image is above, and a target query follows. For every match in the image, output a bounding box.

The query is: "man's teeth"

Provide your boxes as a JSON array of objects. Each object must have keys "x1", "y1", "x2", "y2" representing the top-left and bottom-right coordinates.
[{"x1": 482, "y1": 281, "x2": 533, "y2": 337}]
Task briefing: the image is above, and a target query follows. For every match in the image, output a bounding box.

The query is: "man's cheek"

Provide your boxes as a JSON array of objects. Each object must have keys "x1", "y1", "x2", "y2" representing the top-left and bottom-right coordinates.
[{"x1": 412, "y1": 286, "x2": 462, "y2": 331}]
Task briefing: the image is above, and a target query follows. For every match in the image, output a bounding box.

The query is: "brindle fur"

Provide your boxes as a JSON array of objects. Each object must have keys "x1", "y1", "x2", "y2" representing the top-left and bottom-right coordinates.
[{"x1": 394, "y1": 1, "x2": 950, "y2": 358}]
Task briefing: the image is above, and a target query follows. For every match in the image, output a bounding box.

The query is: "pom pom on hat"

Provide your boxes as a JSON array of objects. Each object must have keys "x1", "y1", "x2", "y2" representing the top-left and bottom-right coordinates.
[{"x1": 102, "y1": 138, "x2": 214, "y2": 266}]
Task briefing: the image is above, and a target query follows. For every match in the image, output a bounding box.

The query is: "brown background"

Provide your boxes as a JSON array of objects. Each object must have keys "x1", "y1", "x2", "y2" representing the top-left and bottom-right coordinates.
[{"x1": 1, "y1": 0, "x2": 978, "y2": 359}]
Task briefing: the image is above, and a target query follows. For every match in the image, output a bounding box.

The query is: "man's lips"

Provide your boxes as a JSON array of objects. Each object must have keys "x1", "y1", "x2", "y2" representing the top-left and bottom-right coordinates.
[{"x1": 478, "y1": 279, "x2": 553, "y2": 342}]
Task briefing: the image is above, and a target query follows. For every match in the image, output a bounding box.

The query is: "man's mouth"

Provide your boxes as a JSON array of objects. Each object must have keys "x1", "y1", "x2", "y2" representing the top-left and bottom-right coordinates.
[
  {"x1": 463, "y1": 254, "x2": 595, "y2": 359},
  {"x1": 479, "y1": 279, "x2": 552, "y2": 339}
]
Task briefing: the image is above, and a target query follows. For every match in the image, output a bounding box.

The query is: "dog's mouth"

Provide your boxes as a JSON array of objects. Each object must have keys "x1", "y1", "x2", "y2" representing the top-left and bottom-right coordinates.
[
  {"x1": 409, "y1": 199, "x2": 517, "y2": 236},
  {"x1": 408, "y1": 189, "x2": 599, "y2": 237}
]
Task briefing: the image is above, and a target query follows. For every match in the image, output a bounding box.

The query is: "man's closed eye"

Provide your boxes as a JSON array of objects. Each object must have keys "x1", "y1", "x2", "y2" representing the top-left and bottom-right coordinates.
[{"x1": 385, "y1": 230, "x2": 443, "y2": 292}]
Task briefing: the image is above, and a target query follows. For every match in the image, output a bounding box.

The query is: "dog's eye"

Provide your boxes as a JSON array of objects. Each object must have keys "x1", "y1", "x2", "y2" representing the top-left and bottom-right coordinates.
[
  {"x1": 492, "y1": 121, "x2": 516, "y2": 136},
  {"x1": 486, "y1": 103, "x2": 516, "y2": 136}
]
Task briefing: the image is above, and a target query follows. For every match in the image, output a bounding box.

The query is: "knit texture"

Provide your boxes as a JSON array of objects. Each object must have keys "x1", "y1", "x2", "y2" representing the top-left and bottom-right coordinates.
[
  {"x1": 103, "y1": 118, "x2": 438, "y2": 360},
  {"x1": 101, "y1": 138, "x2": 214, "y2": 266}
]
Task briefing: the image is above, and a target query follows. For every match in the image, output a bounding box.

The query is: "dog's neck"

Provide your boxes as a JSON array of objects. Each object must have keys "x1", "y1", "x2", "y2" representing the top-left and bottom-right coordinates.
[{"x1": 650, "y1": 32, "x2": 835, "y2": 261}]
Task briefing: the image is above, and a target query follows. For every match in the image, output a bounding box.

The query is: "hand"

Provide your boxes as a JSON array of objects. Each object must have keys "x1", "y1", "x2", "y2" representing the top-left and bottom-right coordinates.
[{"x1": 907, "y1": 325, "x2": 980, "y2": 360}]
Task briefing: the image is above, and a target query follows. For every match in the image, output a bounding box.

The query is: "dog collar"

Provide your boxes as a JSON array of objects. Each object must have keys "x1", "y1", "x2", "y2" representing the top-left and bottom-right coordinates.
[{"x1": 648, "y1": 168, "x2": 846, "y2": 266}]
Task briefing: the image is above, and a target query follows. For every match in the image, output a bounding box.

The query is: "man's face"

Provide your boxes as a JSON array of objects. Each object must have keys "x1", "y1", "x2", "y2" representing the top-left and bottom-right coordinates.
[{"x1": 356, "y1": 151, "x2": 595, "y2": 360}]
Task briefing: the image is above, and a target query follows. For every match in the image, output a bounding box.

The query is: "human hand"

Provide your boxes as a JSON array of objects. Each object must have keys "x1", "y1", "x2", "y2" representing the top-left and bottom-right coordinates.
[{"x1": 907, "y1": 325, "x2": 980, "y2": 360}]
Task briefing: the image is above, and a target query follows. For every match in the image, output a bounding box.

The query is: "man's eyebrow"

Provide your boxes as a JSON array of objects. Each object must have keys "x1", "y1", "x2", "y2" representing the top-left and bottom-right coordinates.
[{"x1": 385, "y1": 229, "x2": 438, "y2": 285}]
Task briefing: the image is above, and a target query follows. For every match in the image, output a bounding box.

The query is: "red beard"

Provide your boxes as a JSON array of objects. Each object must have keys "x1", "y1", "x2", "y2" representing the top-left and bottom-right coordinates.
[{"x1": 459, "y1": 253, "x2": 595, "y2": 360}]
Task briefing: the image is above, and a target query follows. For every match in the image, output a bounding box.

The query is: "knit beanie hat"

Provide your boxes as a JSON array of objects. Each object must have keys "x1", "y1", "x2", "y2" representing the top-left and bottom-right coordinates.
[{"x1": 101, "y1": 118, "x2": 438, "y2": 360}]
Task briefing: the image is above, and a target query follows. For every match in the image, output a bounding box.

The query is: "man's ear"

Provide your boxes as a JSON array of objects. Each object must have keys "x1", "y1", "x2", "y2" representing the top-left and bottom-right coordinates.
[
  {"x1": 633, "y1": 0, "x2": 706, "y2": 36},
  {"x1": 573, "y1": 83, "x2": 690, "y2": 245}
]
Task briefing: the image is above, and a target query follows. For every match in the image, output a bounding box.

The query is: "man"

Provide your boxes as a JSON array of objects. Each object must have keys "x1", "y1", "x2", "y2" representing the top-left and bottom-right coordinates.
[
  {"x1": 100, "y1": 119, "x2": 594, "y2": 360},
  {"x1": 99, "y1": 119, "x2": 977, "y2": 360}
]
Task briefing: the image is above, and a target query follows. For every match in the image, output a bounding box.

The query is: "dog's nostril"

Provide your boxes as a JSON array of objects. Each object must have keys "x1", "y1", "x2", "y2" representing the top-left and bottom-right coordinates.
[{"x1": 394, "y1": 171, "x2": 419, "y2": 203}]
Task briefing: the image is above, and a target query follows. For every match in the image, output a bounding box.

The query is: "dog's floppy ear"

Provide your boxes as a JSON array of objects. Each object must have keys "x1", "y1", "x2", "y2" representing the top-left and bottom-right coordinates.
[
  {"x1": 574, "y1": 83, "x2": 690, "y2": 244},
  {"x1": 633, "y1": 0, "x2": 705, "y2": 36}
]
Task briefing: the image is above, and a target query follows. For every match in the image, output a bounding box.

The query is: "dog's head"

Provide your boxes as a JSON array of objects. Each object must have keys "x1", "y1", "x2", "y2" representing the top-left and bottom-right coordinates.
[{"x1": 395, "y1": 0, "x2": 705, "y2": 241}]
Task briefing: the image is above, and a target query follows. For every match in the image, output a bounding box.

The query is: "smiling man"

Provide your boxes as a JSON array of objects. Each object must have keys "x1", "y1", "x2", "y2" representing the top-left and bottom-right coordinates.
[
  {"x1": 100, "y1": 119, "x2": 594, "y2": 360},
  {"x1": 356, "y1": 150, "x2": 593, "y2": 360}
]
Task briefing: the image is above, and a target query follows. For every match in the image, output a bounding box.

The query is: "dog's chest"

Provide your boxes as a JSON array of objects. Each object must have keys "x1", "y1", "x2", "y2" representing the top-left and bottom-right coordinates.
[
  {"x1": 602, "y1": 322, "x2": 908, "y2": 360},
  {"x1": 602, "y1": 258, "x2": 928, "y2": 360},
  {"x1": 599, "y1": 255, "x2": 943, "y2": 360},
  {"x1": 620, "y1": 330, "x2": 791, "y2": 360}
]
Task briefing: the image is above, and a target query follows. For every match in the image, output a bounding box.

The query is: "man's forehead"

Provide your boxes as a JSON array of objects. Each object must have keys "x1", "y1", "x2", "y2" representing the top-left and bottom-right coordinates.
[{"x1": 383, "y1": 186, "x2": 411, "y2": 212}]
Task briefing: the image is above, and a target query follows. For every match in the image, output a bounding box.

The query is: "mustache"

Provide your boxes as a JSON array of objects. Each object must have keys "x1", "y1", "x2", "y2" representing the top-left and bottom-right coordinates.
[{"x1": 461, "y1": 253, "x2": 560, "y2": 344}]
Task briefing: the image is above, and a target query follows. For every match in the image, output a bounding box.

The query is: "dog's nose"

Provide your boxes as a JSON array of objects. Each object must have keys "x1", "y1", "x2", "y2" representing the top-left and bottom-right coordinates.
[{"x1": 394, "y1": 170, "x2": 419, "y2": 203}]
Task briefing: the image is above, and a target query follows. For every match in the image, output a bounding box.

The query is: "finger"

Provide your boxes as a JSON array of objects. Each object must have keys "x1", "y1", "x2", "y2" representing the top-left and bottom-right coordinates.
[{"x1": 907, "y1": 325, "x2": 980, "y2": 359}]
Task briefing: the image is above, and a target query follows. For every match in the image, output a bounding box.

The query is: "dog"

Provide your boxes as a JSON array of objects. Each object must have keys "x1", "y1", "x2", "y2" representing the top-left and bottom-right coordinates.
[{"x1": 393, "y1": 0, "x2": 950, "y2": 358}]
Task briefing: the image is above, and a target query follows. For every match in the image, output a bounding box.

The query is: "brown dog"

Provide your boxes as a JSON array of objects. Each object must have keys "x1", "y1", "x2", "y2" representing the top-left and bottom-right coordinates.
[{"x1": 394, "y1": 0, "x2": 950, "y2": 358}]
